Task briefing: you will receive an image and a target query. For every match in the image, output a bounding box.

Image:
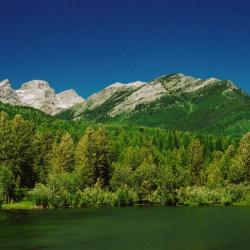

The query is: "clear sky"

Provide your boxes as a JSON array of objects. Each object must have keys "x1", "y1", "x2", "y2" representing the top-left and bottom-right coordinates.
[{"x1": 0, "y1": 0, "x2": 250, "y2": 97}]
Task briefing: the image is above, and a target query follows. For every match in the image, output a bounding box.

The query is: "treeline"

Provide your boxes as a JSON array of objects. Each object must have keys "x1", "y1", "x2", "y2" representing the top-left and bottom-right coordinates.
[{"x1": 0, "y1": 111, "x2": 250, "y2": 208}]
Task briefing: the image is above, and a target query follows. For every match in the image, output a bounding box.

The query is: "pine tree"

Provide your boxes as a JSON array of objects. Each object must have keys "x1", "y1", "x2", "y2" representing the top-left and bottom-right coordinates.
[
  {"x1": 32, "y1": 131, "x2": 55, "y2": 183},
  {"x1": 10, "y1": 115, "x2": 35, "y2": 188},
  {"x1": 187, "y1": 138, "x2": 204, "y2": 185},
  {"x1": 0, "y1": 112, "x2": 12, "y2": 166},
  {"x1": 50, "y1": 132, "x2": 75, "y2": 174},
  {"x1": 238, "y1": 132, "x2": 250, "y2": 181},
  {"x1": 0, "y1": 165, "x2": 15, "y2": 203},
  {"x1": 206, "y1": 151, "x2": 224, "y2": 188},
  {"x1": 75, "y1": 127, "x2": 111, "y2": 187}
]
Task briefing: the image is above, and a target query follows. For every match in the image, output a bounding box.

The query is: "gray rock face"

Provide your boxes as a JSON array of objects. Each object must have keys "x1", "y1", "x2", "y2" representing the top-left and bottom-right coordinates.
[
  {"x1": 0, "y1": 79, "x2": 85, "y2": 115},
  {"x1": 16, "y1": 80, "x2": 65, "y2": 115},
  {"x1": 86, "y1": 81, "x2": 146, "y2": 110},
  {"x1": 57, "y1": 89, "x2": 85, "y2": 109},
  {"x1": 0, "y1": 79, "x2": 21, "y2": 105}
]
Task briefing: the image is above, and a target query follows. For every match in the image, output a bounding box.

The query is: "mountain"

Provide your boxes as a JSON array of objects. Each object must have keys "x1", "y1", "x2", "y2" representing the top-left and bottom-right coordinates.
[
  {"x1": 1, "y1": 74, "x2": 250, "y2": 136},
  {"x1": 57, "y1": 74, "x2": 250, "y2": 135},
  {"x1": 0, "y1": 79, "x2": 21, "y2": 105},
  {"x1": 56, "y1": 89, "x2": 85, "y2": 109},
  {"x1": 0, "y1": 79, "x2": 84, "y2": 115}
]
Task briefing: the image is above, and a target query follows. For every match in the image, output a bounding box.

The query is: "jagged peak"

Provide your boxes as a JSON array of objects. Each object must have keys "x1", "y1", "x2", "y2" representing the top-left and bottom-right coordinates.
[
  {"x1": 224, "y1": 80, "x2": 239, "y2": 90},
  {"x1": 20, "y1": 80, "x2": 51, "y2": 90},
  {"x1": 57, "y1": 89, "x2": 85, "y2": 102},
  {"x1": 0, "y1": 79, "x2": 11, "y2": 88},
  {"x1": 58, "y1": 89, "x2": 78, "y2": 96}
]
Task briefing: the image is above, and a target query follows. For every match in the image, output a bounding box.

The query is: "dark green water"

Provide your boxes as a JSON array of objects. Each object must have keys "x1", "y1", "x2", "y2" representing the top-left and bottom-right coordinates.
[{"x1": 0, "y1": 207, "x2": 250, "y2": 250}]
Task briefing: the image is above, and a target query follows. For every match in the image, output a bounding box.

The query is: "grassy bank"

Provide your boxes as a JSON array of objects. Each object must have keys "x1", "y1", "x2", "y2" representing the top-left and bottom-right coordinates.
[{"x1": 2, "y1": 200, "x2": 36, "y2": 210}]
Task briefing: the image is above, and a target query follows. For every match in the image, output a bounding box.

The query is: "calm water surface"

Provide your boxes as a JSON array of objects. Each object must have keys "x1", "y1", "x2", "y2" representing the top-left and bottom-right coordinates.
[{"x1": 0, "y1": 206, "x2": 250, "y2": 250}]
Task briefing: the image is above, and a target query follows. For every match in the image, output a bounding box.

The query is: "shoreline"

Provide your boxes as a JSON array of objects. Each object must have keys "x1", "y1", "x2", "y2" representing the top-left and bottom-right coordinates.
[{"x1": 1, "y1": 201, "x2": 249, "y2": 211}]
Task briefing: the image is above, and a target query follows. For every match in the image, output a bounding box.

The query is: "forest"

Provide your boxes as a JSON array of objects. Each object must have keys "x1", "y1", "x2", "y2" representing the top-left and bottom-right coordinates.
[{"x1": 0, "y1": 110, "x2": 250, "y2": 208}]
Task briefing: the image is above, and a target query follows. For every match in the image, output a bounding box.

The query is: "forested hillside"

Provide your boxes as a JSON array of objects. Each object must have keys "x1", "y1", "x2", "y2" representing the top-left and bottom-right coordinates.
[
  {"x1": 56, "y1": 75, "x2": 250, "y2": 137},
  {"x1": 1, "y1": 106, "x2": 250, "y2": 208}
]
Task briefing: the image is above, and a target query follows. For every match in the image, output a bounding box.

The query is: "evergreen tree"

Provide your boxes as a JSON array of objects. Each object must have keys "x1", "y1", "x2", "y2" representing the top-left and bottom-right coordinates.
[
  {"x1": 237, "y1": 132, "x2": 250, "y2": 182},
  {"x1": 187, "y1": 138, "x2": 204, "y2": 185},
  {"x1": 0, "y1": 165, "x2": 15, "y2": 203},
  {"x1": 10, "y1": 115, "x2": 35, "y2": 189},
  {"x1": 75, "y1": 127, "x2": 111, "y2": 187},
  {"x1": 206, "y1": 151, "x2": 224, "y2": 188},
  {"x1": 110, "y1": 163, "x2": 133, "y2": 190},
  {"x1": 50, "y1": 132, "x2": 75, "y2": 174},
  {"x1": 121, "y1": 146, "x2": 154, "y2": 170},
  {"x1": 32, "y1": 131, "x2": 55, "y2": 183},
  {"x1": 132, "y1": 162, "x2": 158, "y2": 201},
  {"x1": 0, "y1": 112, "x2": 12, "y2": 166}
]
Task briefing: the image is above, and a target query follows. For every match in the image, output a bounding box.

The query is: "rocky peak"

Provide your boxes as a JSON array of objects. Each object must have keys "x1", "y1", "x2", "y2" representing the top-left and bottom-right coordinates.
[
  {"x1": 1, "y1": 78, "x2": 85, "y2": 115},
  {"x1": 153, "y1": 73, "x2": 226, "y2": 94},
  {"x1": 0, "y1": 79, "x2": 11, "y2": 88},
  {"x1": 16, "y1": 80, "x2": 61, "y2": 114},
  {"x1": 20, "y1": 80, "x2": 51, "y2": 90},
  {"x1": 0, "y1": 79, "x2": 21, "y2": 105},
  {"x1": 106, "y1": 81, "x2": 146, "y2": 89},
  {"x1": 57, "y1": 89, "x2": 85, "y2": 109}
]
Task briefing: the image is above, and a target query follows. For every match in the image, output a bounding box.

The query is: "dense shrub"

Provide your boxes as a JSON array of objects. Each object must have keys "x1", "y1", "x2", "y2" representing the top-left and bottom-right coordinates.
[
  {"x1": 224, "y1": 184, "x2": 250, "y2": 204},
  {"x1": 115, "y1": 187, "x2": 138, "y2": 206},
  {"x1": 28, "y1": 184, "x2": 51, "y2": 208},
  {"x1": 79, "y1": 187, "x2": 116, "y2": 207},
  {"x1": 176, "y1": 186, "x2": 229, "y2": 205},
  {"x1": 176, "y1": 185, "x2": 250, "y2": 206},
  {"x1": 0, "y1": 191, "x2": 3, "y2": 208}
]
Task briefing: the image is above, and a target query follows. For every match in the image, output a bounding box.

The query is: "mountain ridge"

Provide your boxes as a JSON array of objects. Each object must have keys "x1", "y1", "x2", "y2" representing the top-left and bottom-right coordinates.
[
  {"x1": 58, "y1": 73, "x2": 242, "y2": 118},
  {"x1": 1, "y1": 73, "x2": 249, "y2": 136},
  {"x1": 0, "y1": 79, "x2": 85, "y2": 115},
  {"x1": 56, "y1": 73, "x2": 250, "y2": 136}
]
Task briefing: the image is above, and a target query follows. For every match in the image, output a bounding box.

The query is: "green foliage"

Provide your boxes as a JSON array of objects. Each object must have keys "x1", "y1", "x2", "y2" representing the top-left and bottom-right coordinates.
[
  {"x1": 1, "y1": 108, "x2": 250, "y2": 208},
  {"x1": 187, "y1": 139, "x2": 204, "y2": 185},
  {"x1": 110, "y1": 163, "x2": 133, "y2": 190},
  {"x1": 206, "y1": 152, "x2": 225, "y2": 188},
  {"x1": 32, "y1": 131, "x2": 54, "y2": 183},
  {"x1": 0, "y1": 165, "x2": 15, "y2": 203},
  {"x1": 176, "y1": 185, "x2": 250, "y2": 205},
  {"x1": 177, "y1": 186, "x2": 228, "y2": 205},
  {"x1": 237, "y1": 132, "x2": 250, "y2": 181},
  {"x1": 28, "y1": 184, "x2": 51, "y2": 208},
  {"x1": 75, "y1": 127, "x2": 111, "y2": 187},
  {"x1": 49, "y1": 133, "x2": 75, "y2": 174},
  {"x1": 79, "y1": 186, "x2": 116, "y2": 207},
  {"x1": 132, "y1": 163, "x2": 158, "y2": 202},
  {"x1": 1, "y1": 200, "x2": 35, "y2": 210},
  {"x1": 47, "y1": 173, "x2": 79, "y2": 207},
  {"x1": 115, "y1": 186, "x2": 138, "y2": 206},
  {"x1": 0, "y1": 194, "x2": 3, "y2": 208}
]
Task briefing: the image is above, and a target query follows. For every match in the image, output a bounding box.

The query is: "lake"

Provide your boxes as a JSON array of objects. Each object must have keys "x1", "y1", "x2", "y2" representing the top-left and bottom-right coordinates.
[{"x1": 0, "y1": 206, "x2": 250, "y2": 250}]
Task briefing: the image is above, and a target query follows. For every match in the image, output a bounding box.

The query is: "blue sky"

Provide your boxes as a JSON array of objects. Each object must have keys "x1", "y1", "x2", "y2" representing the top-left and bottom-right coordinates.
[{"x1": 0, "y1": 0, "x2": 250, "y2": 97}]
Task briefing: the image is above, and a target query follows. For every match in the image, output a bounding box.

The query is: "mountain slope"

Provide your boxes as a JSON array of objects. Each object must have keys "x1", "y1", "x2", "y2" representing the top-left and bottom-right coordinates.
[{"x1": 56, "y1": 74, "x2": 250, "y2": 135}]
